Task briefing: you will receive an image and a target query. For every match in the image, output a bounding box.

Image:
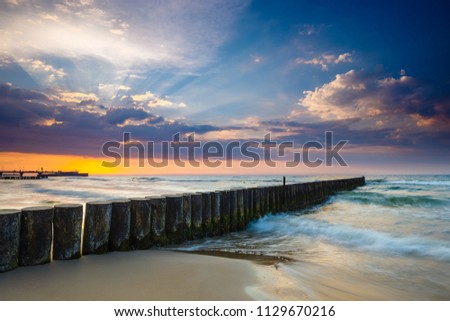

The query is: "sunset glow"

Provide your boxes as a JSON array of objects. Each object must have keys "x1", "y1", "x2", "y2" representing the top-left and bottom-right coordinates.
[{"x1": 1, "y1": 0, "x2": 449, "y2": 174}]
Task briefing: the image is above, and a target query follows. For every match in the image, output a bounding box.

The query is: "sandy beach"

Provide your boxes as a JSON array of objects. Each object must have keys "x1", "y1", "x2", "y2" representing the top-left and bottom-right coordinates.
[{"x1": 0, "y1": 250, "x2": 281, "y2": 301}]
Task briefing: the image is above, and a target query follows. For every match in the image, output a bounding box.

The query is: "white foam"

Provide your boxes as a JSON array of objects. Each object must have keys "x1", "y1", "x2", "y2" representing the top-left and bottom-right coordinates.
[
  {"x1": 387, "y1": 180, "x2": 450, "y2": 186},
  {"x1": 250, "y1": 215, "x2": 450, "y2": 262}
]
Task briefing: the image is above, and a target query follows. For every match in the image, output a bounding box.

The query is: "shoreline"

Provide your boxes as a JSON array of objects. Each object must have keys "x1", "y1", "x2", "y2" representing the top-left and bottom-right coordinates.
[{"x1": 0, "y1": 250, "x2": 280, "y2": 301}]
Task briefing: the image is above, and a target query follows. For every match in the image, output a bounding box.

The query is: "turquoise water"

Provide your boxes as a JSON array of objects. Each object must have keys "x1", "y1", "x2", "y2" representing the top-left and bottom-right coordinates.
[{"x1": 1, "y1": 175, "x2": 449, "y2": 299}]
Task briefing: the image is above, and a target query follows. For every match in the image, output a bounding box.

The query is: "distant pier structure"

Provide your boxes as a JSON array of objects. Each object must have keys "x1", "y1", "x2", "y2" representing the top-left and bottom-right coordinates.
[{"x1": 0, "y1": 171, "x2": 88, "y2": 180}]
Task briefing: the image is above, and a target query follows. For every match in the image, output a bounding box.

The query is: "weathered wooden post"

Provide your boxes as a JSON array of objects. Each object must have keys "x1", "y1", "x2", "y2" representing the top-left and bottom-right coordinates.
[
  {"x1": 259, "y1": 187, "x2": 266, "y2": 217},
  {"x1": 275, "y1": 186, "x2": 282, "y2": 213},
  {"x1": 19, "y1": 206, "x2": 53, "y2": 266},
  {"x1": 202, "y1": 192, "x2": 213, "y2": 237},
  {"x1": 253, "y1": 188, "x2": 261, "y2": 219},
  {"x1": 129, "y1": 198, "x2": 151, "y2": 250},
  {"x1": 109, "y1": 199, "x2": 131, "y2": 251},
  {"x1": 229, "y1": 189, "x2": 238, "y2": 231},
  {"x1": 182, "y1": 193, "x2": 192, "y2": 241},
  {"x1": 236, "y1": 189, "x2": 245, "y2": 230},
  {"x1": 191, "y1": 193, "x2": 203, "y2": 239},
  {"x1": 83, "y1": 201, "x2": 112, "y2": 255},
  {"x1": 243, "y1": 188, "x2": 249, "y2": 226},
  {"x1": 147, "y1": 197, "x2": 167, "y2": 245},
  {"x1": 219, "y1": 190, "x2": 230, "y2": 234},
  {"x1": 211, "y1": 191, "x2": 221, "y2": 236},
  {"x1": 165, "y1": 195, "x2": 184, "y2": 244},
  {"x1": 299, "y1": 183, "x2": 306, "y2": 209},
  {"x1": 267, "y1": 186, "x2": 277, "y2": 214},
  {"x1": 0, "y1": 209, "x2": 21, "y2": 272},
  {"x1": 53, "y1": 204, "x2": 83, "y2": 260},
  {"x1": 247, "y1": 188, "x2": 254, "y2": 222}
]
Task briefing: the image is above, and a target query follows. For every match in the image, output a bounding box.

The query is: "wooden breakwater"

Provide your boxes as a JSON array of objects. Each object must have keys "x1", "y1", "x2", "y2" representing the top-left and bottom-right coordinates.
[{"x1": 0, "y1": 177, "x2": 365, "y2": 273}]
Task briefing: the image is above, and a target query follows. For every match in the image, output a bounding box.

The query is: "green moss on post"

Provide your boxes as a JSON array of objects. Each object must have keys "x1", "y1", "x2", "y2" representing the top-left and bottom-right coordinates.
[
  {"x1": 147, "y1": 197, "x2": 167, "y2": 245},
  {"x1": 229, "y1": 189, "x2": 238, "y2": 232},
  {"x1": 182, "y1": 194, "x2": 192, "y2": 241},
  {"x1": 219, "y1": 190, "x2": 230, "y2": 234},
  {"x1": 243, "y1": 188, "x2": 249, "y2": 225},
  {"x1": 0, "y1": 209, "x2": 21, "y2": 272},
  {"x1": 19, "y1": 206, "x2": 53, "y2": 266},
  {"x1": 53, "y1": 204, "x2": 83, "y2": 260},
  {"x1": 202, "y1": 193, "x2": 213, "y2": 237},
  {"x1": 247, "y1": 188, "x2": 254, "y2": 223},
  {"x1": 191, "y1": 193, "x2": 203, "y2": 240},
  {"x1": 83, "y1": 201, "x2": 112, "y2": 255},
  {"x1": 129, "y1": 198, "x2": 151, "y2": 250},
  {"x1": 253, "y1": 188, "x2": 261, "y2": 219},
  {"x1": 236, "y1": 189, "x2": 245, "y2": 230},
  {"x1": 165, "y1": 195, "x2": 184, "y2": 244},
  {"x1": 211, "y1": 191, "x2": 221, "y2": 236},
  {"x1": 109, "y1": 200, "x2": 131, "y2": 251}
]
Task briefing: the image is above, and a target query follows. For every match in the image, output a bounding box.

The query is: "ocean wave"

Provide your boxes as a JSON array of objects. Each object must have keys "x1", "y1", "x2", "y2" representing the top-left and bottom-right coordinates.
[
  {"x1": 130, "y1": 177, "x2": 161, "y2": 182},
  {"x1": 387, "y1": 180, "x2": 450, "y2": 186},
  {"x1": 249, "y1": 215, "x2": 450, "y2": 262},
  {"x1": 341, "y1": 191, "x2": 444, "y2": 207},
  {"x1": 33, "y1": 188, "x2": 104, "y2": 199}
]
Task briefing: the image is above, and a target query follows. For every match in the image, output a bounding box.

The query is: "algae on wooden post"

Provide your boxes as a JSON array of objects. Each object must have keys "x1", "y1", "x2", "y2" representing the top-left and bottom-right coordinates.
[
  {"x1": 191, "y1": 193, "x2": 203, "y2": 240},
  {"x1": 165, "y1": 195, "x2": 184, "y2": 244},
  {"x1": 147, "y1": 197, "x2": 167, "y2": 245},
  {"x1": 0, "y1": 209, "x2": 21, "y2": 272},
  {"x1": 202, "y1": 193, "x2": 213, "y2": 237},
  {"x1": 83, "y1": 201, "x2": 112, "y2": 255},
  {"x1": 19, "y1": 206, "x2": 53, "y2": 266},
  {"x1": 53, "y1": 204, "x2": 83, "y2": 260},
  {"x1": 130, "y1": 198, "x2": 152, "y2": 250}
]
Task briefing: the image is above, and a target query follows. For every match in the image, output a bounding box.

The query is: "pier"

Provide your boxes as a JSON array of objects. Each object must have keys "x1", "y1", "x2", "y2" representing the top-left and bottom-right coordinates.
[
  {"x1": 0, "y1": 176, "x2": 365, "y2": 273},
  {"x1": 0, "y1": 171, "x2": 88, "y2": 180}
]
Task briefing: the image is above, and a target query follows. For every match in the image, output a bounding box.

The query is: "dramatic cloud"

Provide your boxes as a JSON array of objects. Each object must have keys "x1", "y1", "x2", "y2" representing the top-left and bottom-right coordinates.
[
  {"x1": 0, "y1": 0, "x2": 250, "y2": 70},
  {"x1": 296, "y1": 53, "x2": 352, "y2": 71},
  {"x1": 295, "y1": 69, "x2": 450, "y2": 131},
  {"x1": 119, "y1": 92, "x2": 187, "y2": 110},
  {"x1": 0, "y1": 83, "x2": 227, "y2": 155},
  {"x1": 17, "y1": 58, "x2": 66, "y2": 84}
]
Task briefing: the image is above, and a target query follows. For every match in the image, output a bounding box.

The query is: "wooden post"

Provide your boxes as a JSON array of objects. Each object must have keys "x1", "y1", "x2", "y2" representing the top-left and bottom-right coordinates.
[
  {"x1": 83, "y1": 201, "x2": 112, "y2": 255},
  {"x1": 267, "y1": 187, "x2": 275, "y2": 214},
  {"x1": 243, "y1": 188, "x2": 249, "y2": 226},
  {"x1": 260, "y1": 187, "x2": 268, "y2": 216},
  {"x1": 109, "y1": 200, "x2": 131, "y2": 251},
  {"x1": 211, "y1": 191, "x2": 221, "y2": 236},
  {"x1": 147, "y1": 197, "x2": 167, "y2": 245},
  {"x1": 182, "y1": 193, "x2": 192, "y2": 241},
  {"x1": 202, "y1": 192, "x2": 213, "y2": 237},
  {"x1": 0, "y1": 209, "x2": 21, "y2": 272},
  {"x1": 219, "y1": 190, "x2": 230, "y2": 234},
  {"x1": 253, "y1": 188, "x2": 261, "y2": 219},
  {"x1": 246, "y1": 188, "x2": 254, "y2": 222},
  {"x1": 53, "y1": 204, "x2": 83, "y2": 260},
  {"x1": 165, "y1": 195, "x2": 184, "y2": 244},
  {"x1": 129, "y1": 198, "x2": 152, "y2": 250},
  {"x1": 191, "y1": 193, "x2": 203, "y2": 239},
  {"x1": 229, "y1": 189, "x2": 238, "y2": 231},
  {"x1": 236, "y1": 189, "x2": 245, "y2": 230},
  {"x1": 19, "y1": 206, "x2": 53, "y2": 266}
]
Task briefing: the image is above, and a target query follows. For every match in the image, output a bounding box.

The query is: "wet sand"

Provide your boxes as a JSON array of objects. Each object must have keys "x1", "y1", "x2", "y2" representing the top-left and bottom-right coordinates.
[{"x1": 0, "y1": 250, "x2": 279, "y2": 301}]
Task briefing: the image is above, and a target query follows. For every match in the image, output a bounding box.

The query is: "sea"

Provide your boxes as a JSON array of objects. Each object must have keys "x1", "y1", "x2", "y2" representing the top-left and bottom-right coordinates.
[{"x1": 1, "y1": 175, "x2": 449, "y2": 300}]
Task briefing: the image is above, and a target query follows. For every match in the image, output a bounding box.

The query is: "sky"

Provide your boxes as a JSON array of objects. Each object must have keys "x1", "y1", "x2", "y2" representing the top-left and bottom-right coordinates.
[{"x1": 0, "y1": 0, "x2": 449, "y2": 175}]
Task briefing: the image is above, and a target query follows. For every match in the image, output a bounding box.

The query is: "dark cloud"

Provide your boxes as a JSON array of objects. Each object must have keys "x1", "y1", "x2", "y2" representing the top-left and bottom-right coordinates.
[
  {"x1": 0, "y1": 82, "x2": 49, "y2": 101},
  {"x1": 0, "y1": 83, "x2": 229, "y2": 156},
  {"x1": 298, "y1": 69, "x2": 450, "y2": 123},
  {"x1": 105, "y1": 107, "x2": 150, "y2": 125}
]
